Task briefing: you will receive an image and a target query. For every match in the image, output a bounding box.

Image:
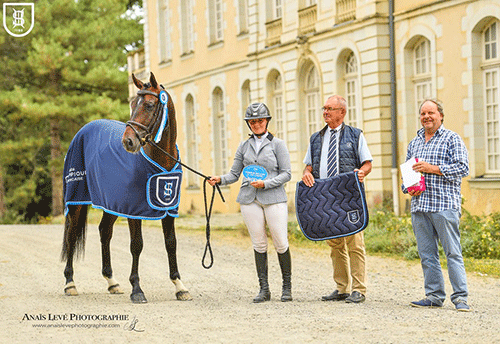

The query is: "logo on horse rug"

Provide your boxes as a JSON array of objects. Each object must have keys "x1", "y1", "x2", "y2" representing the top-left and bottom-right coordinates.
[
  {"x1": 147, "y1": 172, "x2": 182, "y2": 210},
  {"x1": 63, "y1": 119, "x2": 182, "y2": 220},
  {"x1": 295, "y1": 171, "x2": 369, "y2": 241}
]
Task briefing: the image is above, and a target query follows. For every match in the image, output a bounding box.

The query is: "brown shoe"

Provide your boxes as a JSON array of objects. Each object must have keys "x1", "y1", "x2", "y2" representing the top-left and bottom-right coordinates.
[{"x1": 321, "y1": 290, "x2": 349, "y2": 301}]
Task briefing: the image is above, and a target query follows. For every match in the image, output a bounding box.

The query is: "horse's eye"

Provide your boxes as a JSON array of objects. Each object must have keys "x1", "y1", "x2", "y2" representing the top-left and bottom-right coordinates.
[{"x1": 144, "y1": 102, "x2": 155, "y2": 111}]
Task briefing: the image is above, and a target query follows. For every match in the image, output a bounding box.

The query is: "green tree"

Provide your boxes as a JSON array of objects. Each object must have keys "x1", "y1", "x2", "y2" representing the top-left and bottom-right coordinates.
[{"x1": 0, "y1": 0, "x2": 142, "y2": 222}]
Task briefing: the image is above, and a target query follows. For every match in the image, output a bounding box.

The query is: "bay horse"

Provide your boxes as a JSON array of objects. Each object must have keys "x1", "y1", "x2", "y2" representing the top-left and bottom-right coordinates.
[{"x1": 61, "y1": 72, "x2": 191, "y2": 303}]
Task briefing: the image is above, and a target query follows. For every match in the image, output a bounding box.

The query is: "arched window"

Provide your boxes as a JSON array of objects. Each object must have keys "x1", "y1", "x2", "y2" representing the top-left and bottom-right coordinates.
[
  {"x1": 414, "y1": 38, "x2": 432, "y2": 121},
  {"x1": 158, "y1": 0, "x2": 172, "y2": 63},
  {"x1": 238, "y1": 0, "x2": 248, "y2": 34},
  {"x1": 209, "y1": 0, "x2": 224, "y2": 44},
  {"x1": 241, "y1": 80, "x2": 251, "y2": 139},
  {"x1": 483, "y1": 20, "x2": 500, "y2": 173},
  {"x1": 305, "y1": 65, "x2": 320, "y2": 137},
  {"x1": 181, "y1": 0, "x2": 194, "y2": 54},
  {"x1": 302, "y1": 0, "x2": 316, "y2": 7},
  {"x1": 344, "y1": 51, "x2": 359, "y2": 127},
  {"x1": 271, "y1": 73, "x2": 284, "y2": 138},
  {"x1": 484, "y1": 21, "x2": 498, "y2": 60},
  {"x1": 212, "y1": 87, "x2": 228, "y2": 173},
  {"x1": 273, "y1": 0, "x2": 282, "y2": 19},
  {"x1": 185, "y1": 94, "x2": 198, "y2": 187}
]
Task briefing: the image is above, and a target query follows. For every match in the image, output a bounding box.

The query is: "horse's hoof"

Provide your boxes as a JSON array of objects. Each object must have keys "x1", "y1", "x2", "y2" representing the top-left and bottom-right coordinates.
[
  {"x1": 176, "y1": 290, "x2": 192, "y2": 301},
  {"x1": 108, "y1": 284, "x2": 124, "y2": 294},
  {"x1": 131, "y1": 293, "x2": 148, "y2": 303},
  {"x1": 65, "y1": 287, "x2": 78, "y2": 296},
  {"x1": 64, "y1": 286, "x2": 78, "y2": 296}
]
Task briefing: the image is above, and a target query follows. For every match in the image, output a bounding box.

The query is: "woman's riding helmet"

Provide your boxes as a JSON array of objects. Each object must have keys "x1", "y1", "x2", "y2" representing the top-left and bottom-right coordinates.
[{"x1": 244, "y1": 103, "x2": 272, "y2": 122}]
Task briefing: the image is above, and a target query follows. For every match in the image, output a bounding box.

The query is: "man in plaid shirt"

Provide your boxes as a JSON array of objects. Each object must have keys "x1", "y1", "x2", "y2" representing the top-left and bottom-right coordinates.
[{"x1": 402, "y1": 99, "x2": 471, "y2": 312}]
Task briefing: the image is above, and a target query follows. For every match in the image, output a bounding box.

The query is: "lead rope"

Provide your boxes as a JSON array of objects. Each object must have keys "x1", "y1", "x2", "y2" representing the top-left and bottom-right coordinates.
[
  {"x1": 202, "y1": 179, "x2": 216, "y2": 269},
  {"x1": 145, "y1": 137, "x2": 224, "y2": 269}
]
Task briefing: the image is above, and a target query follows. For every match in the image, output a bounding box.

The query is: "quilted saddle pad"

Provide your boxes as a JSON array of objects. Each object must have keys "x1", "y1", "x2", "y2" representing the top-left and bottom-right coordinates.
[{"x1": 295, "y1": 171, "x2": 369, "y2": 241}]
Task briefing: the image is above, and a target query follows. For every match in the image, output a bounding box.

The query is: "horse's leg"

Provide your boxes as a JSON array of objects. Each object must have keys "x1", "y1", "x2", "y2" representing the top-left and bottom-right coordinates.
[
  {"x1": 162, "y1": 216, "x2": 192, "y2": 301},
  {"x1": 128, "y1": 218, "x2": 147, "y2": 303},
  {"x1": 61, "y1": 205, "x2": 88, "y2": 296},
  {"x1": 99, "y1": 212, "x2": 124, "y2": 294}
]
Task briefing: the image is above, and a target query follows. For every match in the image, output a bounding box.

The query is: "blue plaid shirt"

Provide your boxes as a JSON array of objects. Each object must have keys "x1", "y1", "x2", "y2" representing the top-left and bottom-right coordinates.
[{"x1": 402, "y1": 125, "x2": 469, "y2": 213}]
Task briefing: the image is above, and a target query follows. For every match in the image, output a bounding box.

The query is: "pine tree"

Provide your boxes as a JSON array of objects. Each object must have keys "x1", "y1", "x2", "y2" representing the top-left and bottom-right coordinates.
[{"x1": 0, "y1": 0, "x2": 142, "y2": 222}]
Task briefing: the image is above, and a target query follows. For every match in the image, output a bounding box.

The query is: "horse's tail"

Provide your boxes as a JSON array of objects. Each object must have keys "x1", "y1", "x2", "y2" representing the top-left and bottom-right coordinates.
[{"x1": 61, "y1": 205, "x2": 89, "y2": 262}]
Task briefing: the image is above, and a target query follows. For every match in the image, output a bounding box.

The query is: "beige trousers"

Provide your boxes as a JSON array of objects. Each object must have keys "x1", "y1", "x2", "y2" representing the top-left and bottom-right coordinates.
[
  {"x1": 326, "y1": 231, "x2": 366, "y2": 295},
  {"x1": 240, "y1": 201, "x2": 289, "y2": 254}
]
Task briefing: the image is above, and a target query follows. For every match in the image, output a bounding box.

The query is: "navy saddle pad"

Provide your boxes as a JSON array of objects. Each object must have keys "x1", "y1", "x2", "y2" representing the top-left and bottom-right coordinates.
[{"x1": 295, "y1": 171, "x2": 369, "y2": 241}]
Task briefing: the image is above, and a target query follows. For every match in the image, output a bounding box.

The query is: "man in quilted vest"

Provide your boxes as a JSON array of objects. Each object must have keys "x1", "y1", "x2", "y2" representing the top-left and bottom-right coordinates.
[{"x1": 302, "y1": 95, "x2": 372, "y2": 303}]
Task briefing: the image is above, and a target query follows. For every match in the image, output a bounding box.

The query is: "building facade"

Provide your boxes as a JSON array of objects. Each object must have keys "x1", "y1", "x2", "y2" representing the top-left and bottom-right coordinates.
[{"x1": 128, "y1": 0, "x2": 500, "y2": 216}]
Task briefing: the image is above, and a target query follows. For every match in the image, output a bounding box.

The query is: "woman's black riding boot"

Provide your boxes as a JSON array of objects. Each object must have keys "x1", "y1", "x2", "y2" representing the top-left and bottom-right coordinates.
[
  {"x1": 253, "y1": 250, "x2": 270, "y2": 303},
  {"x1": 278, "y1": 248, "x2": 292, "y2": 302}
]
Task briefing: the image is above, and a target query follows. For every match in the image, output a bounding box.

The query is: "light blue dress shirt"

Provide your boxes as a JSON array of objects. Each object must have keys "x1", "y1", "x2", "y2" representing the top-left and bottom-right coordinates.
[{"x1": 303, "y1": 124, "x2": 372, "y2": 179}]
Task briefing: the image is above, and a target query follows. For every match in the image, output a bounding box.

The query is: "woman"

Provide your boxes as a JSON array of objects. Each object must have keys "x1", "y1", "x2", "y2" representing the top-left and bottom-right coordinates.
[{"x1": 209, "y1": 103, "x2": 292, "y2": 302}]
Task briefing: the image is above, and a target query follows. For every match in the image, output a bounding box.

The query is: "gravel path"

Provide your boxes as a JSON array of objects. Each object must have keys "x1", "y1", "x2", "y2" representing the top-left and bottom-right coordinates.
[{"x1": 0, "y1": 217, "x2": 499, "y2": 343}]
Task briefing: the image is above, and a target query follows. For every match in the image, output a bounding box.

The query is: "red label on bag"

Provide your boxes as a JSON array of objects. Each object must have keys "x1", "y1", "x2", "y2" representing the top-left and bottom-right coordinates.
[{"x1": 407, "y1": 158, "x2": 426, "y2": 192}]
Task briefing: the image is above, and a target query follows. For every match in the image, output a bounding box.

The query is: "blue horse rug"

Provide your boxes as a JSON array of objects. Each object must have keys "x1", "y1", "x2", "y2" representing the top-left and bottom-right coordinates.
[
  {"x1": 63, "y1": 119, "x2": 182, "y2": 220},
  {"x1": 295, "y1": 171, "x2": 369, "y2": 240}
]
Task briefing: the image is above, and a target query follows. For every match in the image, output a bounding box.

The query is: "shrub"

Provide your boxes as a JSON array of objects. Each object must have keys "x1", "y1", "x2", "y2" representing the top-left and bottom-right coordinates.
[
  {"x1": 460, "y1": 211, "x2": 500, "y2": 259},
  {"x1": 365, "y1": 208, "x2": 417, "y2": 256},
  {"x1": 365, "y1": 204, "x2": 500, "y2": 261}
]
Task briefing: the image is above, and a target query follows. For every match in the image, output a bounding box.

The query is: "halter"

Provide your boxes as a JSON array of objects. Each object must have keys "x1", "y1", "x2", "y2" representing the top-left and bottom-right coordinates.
[{"x1": 126, "y1": 89, "x2": 167, "y2": 146}]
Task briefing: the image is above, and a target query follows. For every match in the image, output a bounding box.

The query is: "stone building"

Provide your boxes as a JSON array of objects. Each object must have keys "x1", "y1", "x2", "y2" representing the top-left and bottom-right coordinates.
[{"x1": 128, "y1": 0, "x2": 500, "y2": 216}]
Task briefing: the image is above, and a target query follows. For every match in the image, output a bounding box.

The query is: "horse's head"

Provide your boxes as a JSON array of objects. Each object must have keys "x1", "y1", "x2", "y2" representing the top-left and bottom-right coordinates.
[{"x1": 123, "y1": 72, "x2": 166, "y2": 153}]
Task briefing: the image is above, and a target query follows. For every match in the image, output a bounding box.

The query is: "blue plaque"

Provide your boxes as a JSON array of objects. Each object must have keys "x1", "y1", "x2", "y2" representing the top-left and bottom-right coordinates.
[{"x1": 242, "y1": 165, "x2": 268, "y2": 181}]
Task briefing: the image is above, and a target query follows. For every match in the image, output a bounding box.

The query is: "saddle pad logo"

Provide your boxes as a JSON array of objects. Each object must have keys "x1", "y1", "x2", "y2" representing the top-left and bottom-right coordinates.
[
  {"x1": 347, "y1": 210, "x2": 360, "y2": 224},
  {"x1": 147, "y1": 171, "x2": 182, "y2": 210}
]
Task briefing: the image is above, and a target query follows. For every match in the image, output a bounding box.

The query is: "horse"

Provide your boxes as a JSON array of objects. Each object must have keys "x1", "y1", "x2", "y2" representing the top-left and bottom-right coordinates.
[{"x1": 61, "y1": 72, "x2": 191, "y2": 303}]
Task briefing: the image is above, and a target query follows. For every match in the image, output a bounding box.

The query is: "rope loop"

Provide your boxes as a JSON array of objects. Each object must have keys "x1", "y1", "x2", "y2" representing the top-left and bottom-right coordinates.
[
  {"x1": 145, "y1": 137, "x2": 224, "y2": 269},
  {"x1": 201, "y1": 178, "x2": 216, "y2": 269}
]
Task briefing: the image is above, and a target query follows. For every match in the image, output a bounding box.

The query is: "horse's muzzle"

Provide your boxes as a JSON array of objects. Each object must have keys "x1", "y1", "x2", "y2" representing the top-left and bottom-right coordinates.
[
  {"x1": 123, "y1": 121, "x2": 149, "y2": 153},
  {"x1": 122, "y1": 131, "x2": 145, "y2": 153},
  {"x1": 122, "y1": 137, "x2": 139, "y2": 153}
]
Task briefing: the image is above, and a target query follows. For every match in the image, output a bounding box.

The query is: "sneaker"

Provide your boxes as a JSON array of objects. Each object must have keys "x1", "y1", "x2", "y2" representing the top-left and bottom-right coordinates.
[
  {"x1": 455, "y1": 301, "x2": 471, "y2": 312},
  {"x1": 410, "y1": 298, "x2": 442, "y2": 308}
]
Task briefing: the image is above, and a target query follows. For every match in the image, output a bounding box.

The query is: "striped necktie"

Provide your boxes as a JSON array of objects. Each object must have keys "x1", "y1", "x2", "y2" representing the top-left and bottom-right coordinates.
[{"x1": 327, "y1": 129, "x2": 338, "y2": 177}]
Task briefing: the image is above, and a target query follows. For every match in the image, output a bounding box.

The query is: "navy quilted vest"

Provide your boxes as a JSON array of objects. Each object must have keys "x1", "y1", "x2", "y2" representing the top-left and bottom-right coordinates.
[{"x1": 310, "y1": 124, "x2": 362, "y2": 179}]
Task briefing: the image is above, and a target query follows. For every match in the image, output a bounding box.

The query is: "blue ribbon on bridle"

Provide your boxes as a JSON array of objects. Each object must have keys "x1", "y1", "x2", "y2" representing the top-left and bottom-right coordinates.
[{"x1": 154, "y1": 90, "x2": 169, "y2": 143}]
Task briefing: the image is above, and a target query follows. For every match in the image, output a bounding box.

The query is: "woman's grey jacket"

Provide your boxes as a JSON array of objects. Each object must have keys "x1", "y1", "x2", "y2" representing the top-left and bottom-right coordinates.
[{"x1": 220, "y1": 133, "x2": 291, "y2": 205}]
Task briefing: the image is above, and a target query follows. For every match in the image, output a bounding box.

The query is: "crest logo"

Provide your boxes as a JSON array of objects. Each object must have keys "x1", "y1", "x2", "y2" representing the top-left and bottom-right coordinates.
[
  {"x1": 147, "y1": 171, "x2": 183, "y2": 211},
  {"x1": 3, "y1": 3, "x2": 34, "y2": 37},
  {"x1": 163, "y1": 182, "x2": 173, "y2": 198},
  {"x1": 347, "y1": 210, "x2": 360, "y2": 224}
]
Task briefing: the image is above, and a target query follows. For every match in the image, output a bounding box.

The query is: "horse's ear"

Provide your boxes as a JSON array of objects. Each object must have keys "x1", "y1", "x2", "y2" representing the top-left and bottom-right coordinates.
[
  {"x1": 132, "y1": 74, "x2": 143, "y2": 90},
  {"x1": 150, "y1": 72, "x2": 158, "y2": 89}
]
